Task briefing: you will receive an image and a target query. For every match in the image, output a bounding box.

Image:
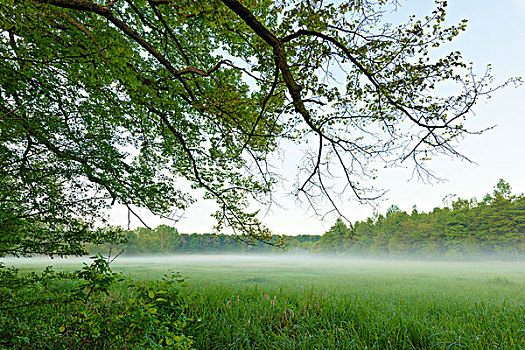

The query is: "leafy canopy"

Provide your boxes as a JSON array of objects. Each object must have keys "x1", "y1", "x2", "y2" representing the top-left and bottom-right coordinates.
[{"x1": 0, "y1": 0, "x2": 516, "y2": 255}]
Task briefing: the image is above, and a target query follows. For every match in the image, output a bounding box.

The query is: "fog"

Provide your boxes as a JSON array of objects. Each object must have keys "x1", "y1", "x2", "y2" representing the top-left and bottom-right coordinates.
[{"x1": 2, "y1": 253, "x2": 521, "y2": 268}]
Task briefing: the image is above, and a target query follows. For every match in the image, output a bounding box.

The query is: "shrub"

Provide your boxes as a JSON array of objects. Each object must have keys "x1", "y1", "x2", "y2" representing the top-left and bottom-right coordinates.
[{"x1": 0, "y1": 257, "x2": 194, "y2": 349}]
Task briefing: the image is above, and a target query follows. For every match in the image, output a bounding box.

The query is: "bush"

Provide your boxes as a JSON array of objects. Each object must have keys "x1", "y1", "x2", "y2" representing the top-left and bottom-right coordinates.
[{"x1": 0, "y1": 257, "x2": 194, "y2": 349}]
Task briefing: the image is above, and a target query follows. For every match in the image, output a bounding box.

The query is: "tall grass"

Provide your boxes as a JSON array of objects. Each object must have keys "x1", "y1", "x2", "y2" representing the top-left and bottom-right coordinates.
[
  {"x1": 5, "y1": 256, "x2": 525, "y2": 349},
  {"x1": 174, "y1": 259, "x2": 523, "y2": 349}
]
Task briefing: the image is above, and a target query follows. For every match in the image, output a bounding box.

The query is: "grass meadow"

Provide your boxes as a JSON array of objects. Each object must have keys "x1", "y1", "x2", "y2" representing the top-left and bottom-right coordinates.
[{"x1": 4, "y1": 255, "x2": 525, "y2": 349}]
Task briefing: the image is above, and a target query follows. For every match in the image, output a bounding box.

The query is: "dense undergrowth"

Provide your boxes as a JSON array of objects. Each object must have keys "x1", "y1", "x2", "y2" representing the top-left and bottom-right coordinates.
[{"x1": 0, "y1": 257, "x2": 193, "y2": 349}]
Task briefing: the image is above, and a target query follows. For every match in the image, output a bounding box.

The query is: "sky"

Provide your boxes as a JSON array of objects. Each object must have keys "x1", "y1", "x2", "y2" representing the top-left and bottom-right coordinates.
[{"x1": 109, "y1": 0, "x2": 525, "y2": 235}]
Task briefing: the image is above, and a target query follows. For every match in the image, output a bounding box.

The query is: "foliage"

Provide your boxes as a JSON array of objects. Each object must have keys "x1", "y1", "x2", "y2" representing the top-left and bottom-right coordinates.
[
  {"x1": 88, "y1": 224, "x2": 303, "y2": 255},
  {"x1": 0, "y1": 256, "x2": 193, "y2": 349},
  {"x1": 1, "y1": 0, "x2": 517, "y2": 251},
  {"x1": 0, "y1": 1, "x2": 519, "y2": 344},
  {"x1": 318, "y1": 179, "x2": 525, "y2": 258},
  {"x1": 315, "y1": 218, "x2": 352, "y2": 252},
  {"x1": 98, "y1": 180, "x2": 525, "y2": 259}
]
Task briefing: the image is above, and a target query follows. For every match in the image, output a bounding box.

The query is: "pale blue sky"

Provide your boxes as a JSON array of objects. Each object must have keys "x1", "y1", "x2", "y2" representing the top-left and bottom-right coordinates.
[{"x1": 109, "y1": 0, "x2": 525, "y2": 235}]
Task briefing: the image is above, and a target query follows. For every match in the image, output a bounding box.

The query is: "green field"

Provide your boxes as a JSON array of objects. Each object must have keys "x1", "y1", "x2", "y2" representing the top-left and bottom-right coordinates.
[{"x1": 4, "y1": 255, "x2": 525, "y2": 349}]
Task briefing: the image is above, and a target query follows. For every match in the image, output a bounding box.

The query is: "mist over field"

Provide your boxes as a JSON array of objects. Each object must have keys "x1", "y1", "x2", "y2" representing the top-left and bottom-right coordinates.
[
  {"x1": 4, "y1": 253, "x2": 524, "y2": 279},
  {"x1": 3, "y1": 254, "x2": 525, "y2": 348},
  {"x1": 4, "y1": 252, "x2": 524, "y2": 265}
]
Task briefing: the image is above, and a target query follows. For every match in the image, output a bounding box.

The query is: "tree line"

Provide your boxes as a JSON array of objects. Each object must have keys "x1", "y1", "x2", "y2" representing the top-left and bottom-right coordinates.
[
  {"x1": 87, "y1": 228, "x2": 317, "y2": 255},
  {"x1": 314, "y1": 179, "x2": 525, "y2": 259},
  {"x1": 89, "y1": 180, "x2": 524, "y2": 259}
]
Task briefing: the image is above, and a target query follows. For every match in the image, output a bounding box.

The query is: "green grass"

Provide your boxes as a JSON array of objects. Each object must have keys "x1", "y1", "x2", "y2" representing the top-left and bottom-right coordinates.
[{"x1": 5, "y1": 256, "x2": 525, "y2": 349}]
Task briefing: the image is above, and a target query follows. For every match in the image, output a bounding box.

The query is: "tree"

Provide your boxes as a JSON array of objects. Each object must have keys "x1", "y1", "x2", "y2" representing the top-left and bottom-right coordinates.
[
  {"x1": 316, "y1": 218, "x2": 351, "y2": 252},
  {"x1": 444, "y1": 197, "x2": 474, "y2": 255},
  {"x1": 483, "y1": 180, "x2": 524, "y2": 259},
  {"x1": 0, "y1": 0, "x2": 514, "y2": 256}
]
